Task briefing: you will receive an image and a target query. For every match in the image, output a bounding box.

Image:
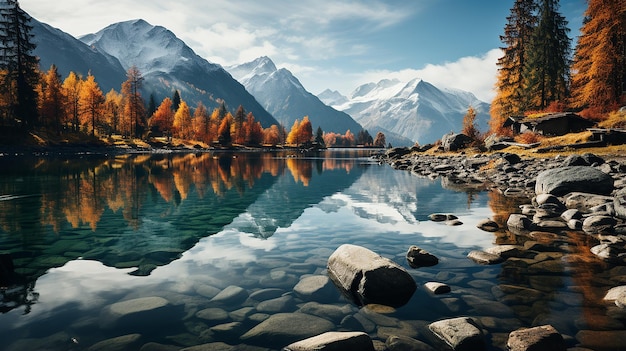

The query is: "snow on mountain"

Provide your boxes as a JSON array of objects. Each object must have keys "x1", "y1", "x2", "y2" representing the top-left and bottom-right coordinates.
[
  {"x1": 227, "y1": 57, "x2": 362, "y2": 135},
  {"x1": 332, "y1": 78, "x2": 491, "y2": 145},
  {"x1": 317, "y1": 89, "x2": 348, "y2": 107},
  {"x1": 80, "y1": 20, "x2": 278, "y2": 127}
]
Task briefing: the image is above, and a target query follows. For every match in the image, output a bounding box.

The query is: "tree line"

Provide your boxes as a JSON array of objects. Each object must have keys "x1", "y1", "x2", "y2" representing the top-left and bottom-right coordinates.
[
  {"x1": 490, "y1": 0, "x2": 625, "y2": 136},
  {"x1": 0, "y1": 1, "x2": 387, "y2": 148}
]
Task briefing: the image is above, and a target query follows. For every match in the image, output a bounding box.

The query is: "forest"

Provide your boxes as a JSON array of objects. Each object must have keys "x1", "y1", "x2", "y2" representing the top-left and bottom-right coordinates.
[{"x1": 0, "y1": 0, "x2": 624, "y2": 149}]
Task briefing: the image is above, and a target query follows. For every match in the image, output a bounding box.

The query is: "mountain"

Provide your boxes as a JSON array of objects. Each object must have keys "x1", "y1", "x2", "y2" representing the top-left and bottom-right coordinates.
[
  {"x1": 32, "y1": 19, "x2": 127, "y2": 94},
  {"x1": 227, "y1": 56, "x2": 361, "y2": 134},
  {"x1": 79, "y1": 19, "x2": 278, "y2": 127},
  {"x1": 330, "y1": 78, "x2": 491, "y2": 145},
  {"x1": 317, "y1": 89, "x2": 348, "y2": 106}
]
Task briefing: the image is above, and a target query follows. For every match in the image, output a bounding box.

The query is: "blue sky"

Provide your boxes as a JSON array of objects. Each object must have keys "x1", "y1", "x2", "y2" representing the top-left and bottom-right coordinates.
[{"x1": 22, "y1": 0, "x2": 587, "y2": 102}]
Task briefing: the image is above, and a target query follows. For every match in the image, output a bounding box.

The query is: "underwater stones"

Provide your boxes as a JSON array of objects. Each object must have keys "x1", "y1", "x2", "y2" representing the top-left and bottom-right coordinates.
[
  {"x1": 210, "y1": 285, "x2": 249, "y2": 305},
  {"x1": 406, "y1": 245, "x2": 439, "y2": 268},
  {"x1": 283, "y1": 331, "x2": 375, "y2": 351},
  {"x1": 87, "y1": 334, "x2": 142, "y2": 351},
  {"x1": 575, "y1": 330, "x2": 626, "y2": 351},
  {"x1": 99, "y1": 297, "x2": 174, "y2": 329},
  {"x1": 327, "y1": 244, "x2": 416, "y2": 307},
  {"x1": 293, "y1": 275, "x2": 335, "y2": 300},
  {"x1": 386, "y1": 335, "x2": 436, "y2": 351},
  {"x1": 240, "y1": 312, "x2": 334, "y2": 347},
  {"x1": 467, "y1": 250, "x2": 504, "y2": 265},
  {"x1": 507, "y1": 325, "x2": 565, "y2": 351},
  {"x1": 424, "y1": 282, "x2": 451, "y2": 294},
  {"x1": 535, "y1": 166, "x2": 614, "y2": 196},
  {"x1": 428, "y1": 317, "x2": 486, "y2": 351}
]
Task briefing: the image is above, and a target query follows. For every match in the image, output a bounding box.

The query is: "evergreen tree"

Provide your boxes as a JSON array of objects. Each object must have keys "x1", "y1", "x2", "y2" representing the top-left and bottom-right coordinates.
[
  {"x1": 490, "y1": 0, "x2": 537, "y2": 135},
  {"x1": 171, "y1": 90, "x2": 181, "y2": 111},
  {"x1": 146, "y1": 93, "x2": 157, "y2": 118},
  {"x1": 0, "y1": 0, "x2": 39, "y2": 128},
  {"x1": 314, "y1": 126, "x2": 325, "y2": 147},
  {"x1": 234, "y1": 104, "x2": 245, "y2": 144},
  {"x1": 522, "y1": 0, "x2": 571, "y2": 110},
  {"x1": 570, "y1": 0, "x2": 626, "y2": 114}
]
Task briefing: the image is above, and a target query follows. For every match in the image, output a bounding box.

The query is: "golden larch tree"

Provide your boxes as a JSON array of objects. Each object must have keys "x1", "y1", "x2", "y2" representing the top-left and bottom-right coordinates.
[
  {"x1": 149, "y1": 97, "x2": 174, "y2": 137},
  {"x1": 62, "y1": 71, "x2": 83, "y2": 132},
  {"x1": 173, "y1": 100, "x2": 192, "y2": 139},
  {"x1": 79, "y1": 73, "x2": 105, "y2": 136},
  {"x1": 38, "y1": 65, "x2": 65, "y2": 133}
]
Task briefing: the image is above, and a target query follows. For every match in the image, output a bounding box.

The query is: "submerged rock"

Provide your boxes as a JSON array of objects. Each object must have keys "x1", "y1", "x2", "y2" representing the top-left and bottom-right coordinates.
[
  {"x1": 240, "y1": 313, "x2": 334, "y2": 347},
  {"x1": 283, "y1": 331, "x2": 375, "y2": 351},
  {"x1": 507, "y1": 325, "x2": 566, "y2": 351},
  {"x1": 406, "y1": 245, "x2": 439, "y2": 267},
  {"x1": 428, "y1": 317, "x2": 486, "y2": 351}
]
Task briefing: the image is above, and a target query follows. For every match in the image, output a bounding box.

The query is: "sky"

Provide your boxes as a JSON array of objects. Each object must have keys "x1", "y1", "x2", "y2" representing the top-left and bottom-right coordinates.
[{"x1": 21, "y1": 0, "x2": 587, "y2": 102}]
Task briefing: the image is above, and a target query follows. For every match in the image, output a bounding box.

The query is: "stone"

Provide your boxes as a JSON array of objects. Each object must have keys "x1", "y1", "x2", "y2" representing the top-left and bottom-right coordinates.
[
  {"x1": 603, "y1": 285, "x2": 626, "y2": 301},
  {"x1": 467, "y1": 250, "x2": 504, "y2": 265},
  {"x1": 442, "y1": 132, "x2": 472, "y2": 152},
  {"x1": 582, "y1": 215, "x2": 617, "y2": 234},
  {"x1": 428, "y1": 317, "x2": 486, "y2": 351},
  {"x1": 240, "y1": 312, "x2": 334, "y2": 347},
  {"x1": 428, "y1": 214, "x2": 448, "y2": 222},
  {"x1": 507, "y1": 325, "x2": 565, "y2": 351},
  {"x1": 476, "y1": 219, "x2": 499, "y2": 232},
  {"x1": 424, "y1": 282, "x2": 451, "y2": 294},
  {"x1": 293, "y1": 275, "x2": 335, "y2": 300},
  {"x1": 535, "y1": 166, "x2": 614, "y2": 196},
  {"x1": 534, "y1": 193, "x2": 563, "y2": 207},
  {"x1": 575, "y1": 330, "x2": 626, "y2": 351},
  {"x1": 590, "y1": 244, "x2": 626, "y2": 263},
  {"x1": 210, "y1": 285, "x2": 248, "y2": 305},
  {"x1": 614, "y1": 188, "x2": 626, "y2": 220},
  {"x1": 99, "y1": 297, "x2": 175, "y2": 329},
  {"x1": 507, "y1": 214, "x2": 532, "y2": 232},
  {"x1": 298, "y1": 302, "x2": 350, "y2": 323},
  {"x1": 249, "y1": 288, "x2": 285, "y2": 301},
  {"x1": 87, "y1": 334, "x2": 142, "y2": 351},
  {"x1": 256, "y1": 295, "x2": 297, "y2": 313},
  {"x1": 565, "y1": 192, "x2": 614, "y2": 210},
  {"x1": 560, "y1": 209, "x2": 582, "y2": 221},
  {"x1": 484, "y1": 245, "x2": 523, "y2": 259},
  {"x1": 283, "y1": 331, "x2": 375, "y2": 351},
  {"x1": 406, "y1": 245, "x2": 439, "y2": 267},
  {"x1": 139, "y1": 342, "x2": 180, "y2": 351},
  {"x1": 195, "y1": 307, "x2": 229, "y2": 324},
  {"x1": 385, "y1": 335, "x2": 436, "y2": 351},
  {"x1": 327, "y1": 244, "x2": 416, "y2": 307}
]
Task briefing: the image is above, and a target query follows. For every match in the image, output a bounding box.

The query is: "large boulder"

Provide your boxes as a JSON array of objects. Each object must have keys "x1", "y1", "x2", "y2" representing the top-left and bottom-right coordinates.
[
  {"x1": 535, "y1": 166, "x2": 614, "y2": 196},
  {"x1": 240, "y1": 312, "x2": 334, "y2": 347},
  {"x1": 441, "y1": 133, "x2": 472, "y2": 152},
  {"x1": 283, "y1": 331, "x2": 375, "y2": 351},
  {"x1": 428, "y1": 317, "x2": 486, "y2": 351},
  {"x1": 327, "y1": 244, "x2": 416, "y2": 307},
  {"x1": 507, "y1": 325, "x2": 566, "y2": 351}
]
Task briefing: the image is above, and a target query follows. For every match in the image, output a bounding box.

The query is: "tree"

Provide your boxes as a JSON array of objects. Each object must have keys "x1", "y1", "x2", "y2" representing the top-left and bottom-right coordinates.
[
  {"x1": 146, "y1": 93, "x2": 157, "y2": 118},
  {"x1": 121, "y1": 65, "x2": 145, "y2": 137},
  {"x1": 103, "y1": 89, "x2": 122, "y2": 136},
  {"x1": 357, "y1": 129, "x2": 373, "y2": 146},
  {"x1": 149, "y1": 97, "x2": 174, "y2": 136},
  {"x1": 173, "y1": 100, "x2": 192, "y2": 139},
  {"x1": 233, "y1": 104, "x2": 246, "y2": 144},
  {"x1": 0, "y1": 0, "x2": 39, "y2": 128},
  {"x1": 287, "y1": 116, "x2": 313, "y2": 147},
  {"x1": 217, "y1": 112, "x2": 233, "y2": 145},
  {"x1": 243, "y1": 112, "x2": 263, "y2": 146},
  {"x1": 522, "y1": 0, "x2": 571, "y2": 110},
  {"x1": 171, "y1": 90, "x2": 181, "y2": 111},
  {"x1": 490, "y1": 0, "x2": 537, "y2": 135},
  {"x1": 570, "y1": 0, "x2": 626, "y2": 115},
  {"x1": 79, "y1": 73, "x2": 105, "y2": 135},
  {"x1": 314, "y1": 126, "x2": 325, "y2": 147},
  {"x1": 462, "y1": 105, "x2": 481, "y2": 142},
  {"x1": 62, "y1": 71, "x2": 83, "y2": 132},
  {"x1": 373, "y1": 132, "x2": 386, "y2": 148},
  {"x1": 192, "y1": 101, "x2": 210, "y2": 142},
  {"x1": 263, "y1": 124, "x2": 281, "y2": 146},
  {"x1": 38, "y1": 64, "x2": 64, "y2": 133}
]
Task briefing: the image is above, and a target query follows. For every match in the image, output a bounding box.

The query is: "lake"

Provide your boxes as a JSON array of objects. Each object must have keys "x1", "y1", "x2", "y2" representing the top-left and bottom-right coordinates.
[{"x1": 0, "y1": 150, "x2": 623, "y2": 350}]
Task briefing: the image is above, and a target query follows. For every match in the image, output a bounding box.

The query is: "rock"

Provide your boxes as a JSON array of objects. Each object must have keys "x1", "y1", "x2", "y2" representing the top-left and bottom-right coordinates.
[
  {"x1": 582, "y1": 215, "x2": 617, "y2": 234},
  {"x1": 562, "y1": 154, "x2": 591, "y2": 166},
  {"x1": 240, "y1": 312, "x2": 334, "y2": 347},
  {"x1": 614, "y1": 188, "x2": 626, "y2": 220},
  {"x1": 210, "y1": 285, "x2": 248, "y2": 305},
  {"x1": 603, "y1": 286, "x2": 626, "y2": 301},
  {"x1": 195, "y1": 307, "x2": 229, "y2": 324},
  {"x1": 484, "y1": 245, "x2": 523, "y2": 258},
  {"x1": 535, "y1": 166, "x2": 614, "y2": 196},
  {"x1": 428, "y1": 317, "x2": 486, "y2": 351},
  {"x1": 327, "y1": 244, "x2": 416, "y2": 307},
  {"x1": 283, "y1": 331, "x2": 375, "y2": 351},
  {"x1": 87, "y1": 334, "x2": 142, "y2": 351},
  {"x1": 590, "y1": 244, "x2": 626, "y2": 263},
  {"x1": 502, "y1": 153, "x2": 521, "y2": 164},
  {"x1": 534, "y1": 193, "x2": 563, "y2": 208},
  {"x1": 560, "y1": 209, "x2": 582, "y2": 221},
  {"x1": 249, "y1": 288, "x2": 285, "y2": 301},
  {"x1": 385, "y1": 335, "x2": 436, "y2": 351},
  {"x1": 428, "y1": 213, "x2": 448, "y2": 222},
  {"x1": 442, "y1": 133, "x2": 472, "y2": 152},
  {"x1": 476, "y1": 219, "x2": 499, "y2": 232},
  {"x1": 385, "y1": 147, "x2": 411, "y2": 160},
  {"x1": 406, "y1": 245, "x2": 439, "y2": 267},
  {"x1": 256, "y1": 295, "x2": 297, "y2": 313},
  {"x1": 507, "y1": 325, "x2": 566, "y2": 351},
  {"x1": 468, "y1": 250, "x2": 504, "y2": 265},
  {"x1": 564, "y1": 192, "x2": 614, "y2": 210},
  {"x1": 139, "y1": 342, "x2": 180, "y2": 351},
  {"x1": 293, "y1": 275, "x2": 335, "y2": 300},
  {"x1": 424, "y1": 282, "x2": 451, "y2": 294},
  {"x1": 298, "y1": 302, "x2": 350, "y2": 323},
  {"x1": 507, "y1": 214, "x2": 532, "y2": 232},
  {"x1": 99, "y1": 297, "x2": 174, "y2": 329},
  {"x1": 575, "y1": 330, "x2": 626, "y2": 351}
]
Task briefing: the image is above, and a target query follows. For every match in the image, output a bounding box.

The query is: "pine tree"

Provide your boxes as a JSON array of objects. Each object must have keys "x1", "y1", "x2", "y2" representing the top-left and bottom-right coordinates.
[
  {"x1": 490, "y1": 0, "x2": 537, "y2": 135},
  {"x1": 0, "y1": 0, "x2": 39, "y2": 128},
  {"x1": 314, "y1": 126, "x2": 325, "y2": 147},
  {"x1": 570, "y1": 0, "x2": 626, "y2": 114},
  {"x1": 171, "y1": 90, "x2": 181, "y2": 111},
  {"x1": 522, "y1": 0, "x2": 571, "y2": 110}
]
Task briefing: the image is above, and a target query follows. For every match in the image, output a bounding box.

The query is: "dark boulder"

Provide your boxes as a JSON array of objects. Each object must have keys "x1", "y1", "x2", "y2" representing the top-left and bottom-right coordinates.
[{"x1": 535, "y1": 166, "x2": 614, "y2": 196}]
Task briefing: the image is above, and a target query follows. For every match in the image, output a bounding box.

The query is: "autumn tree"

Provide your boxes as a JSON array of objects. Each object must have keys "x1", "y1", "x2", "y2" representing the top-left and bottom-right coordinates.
[
  {"x1": 217, "y1": 112, "x2": 233, "y2": 145},
  {"x1": 121, "y1": 65, "x2": 145, "y2": 137},
  {"x1": 79, "y1": 73, "x2": 105, "y2": 135},
  {"x1": 38, "y1": 64, "x2": 64, "y2": 133},
  {"x1": 490, "y1": 0, "x2": 537, "y2": 135},
  {"x1": 462, "y1": 105, "x2": 481, "y2": 143},
  {"x1": 0, "y1": 0, "x2": 39, "y2": 128},
  {"x1": 357, "y1": 129, "x2": 373, "y2": 146},
  {"x1": 62, "y1": 71, "x2": 83, "y2": 132},
  {"x1": 103, "y1": 89, "x2": 122, "y2": 136},
  {"x1": 173, "y1": 100, "x2": 192, "y2": 139},
  {"x1": 522, "y1": 0, "x2": 571, "y2": 110},
  {"x1": 149, "y1": 97, "x2": 174, "y2": 137},
  {"x1": 233, "y1": 105, "x2": 246, "y2": 144},
  {"x1": 373, "y1": 132, "x2": 386, "y2": 148},
  {"x1": 192, "y1": 101, "x2": 210, "y2": 142},
  {"x1": 263, "y1": 124, "x2": 281, "y2": 146},
  {"x1": 570, "y1": 0, "x2": 626, "y2": 115},
  {"x1": 243, "y1": 111, "x2": 263, "y2": 146},
  {"x1": 287, "y1": 116, "x2": 313, "y2": 146}
]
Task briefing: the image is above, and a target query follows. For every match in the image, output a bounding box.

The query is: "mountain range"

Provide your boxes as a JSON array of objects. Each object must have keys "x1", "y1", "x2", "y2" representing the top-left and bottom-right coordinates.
[
  {"x1": 321, "y1": 78, "x2": 491, "y2": 145},
  {"x1": 29, "y1": 12, "x2": 490, "y2": 145}
]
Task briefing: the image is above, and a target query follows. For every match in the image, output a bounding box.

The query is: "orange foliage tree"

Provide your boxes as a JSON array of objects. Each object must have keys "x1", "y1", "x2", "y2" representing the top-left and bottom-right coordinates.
[
  {"x1": 149, "y1": 97, "x2": 174, "y2": 137},
  {"x1": 79, "y1": 73, "x2": 105, "y2": 136},
  {"x1": 38, "y1": 65, "x2": 65, "y2": 133},
  {"x1": 287, "y1": 116, "x2": 313, "y2": 146},
  {"x1": 173, "y1": 100, "x2": 192, "y2": 139},
  {"x1": 62, "y1": 71, "x2": 83, "y2": 132}
]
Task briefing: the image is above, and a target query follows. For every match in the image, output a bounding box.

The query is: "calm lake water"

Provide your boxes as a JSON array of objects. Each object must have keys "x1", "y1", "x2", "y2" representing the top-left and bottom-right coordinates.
[{"x1": 0, "y1": 150, "x2": 623, "y2": 350}]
